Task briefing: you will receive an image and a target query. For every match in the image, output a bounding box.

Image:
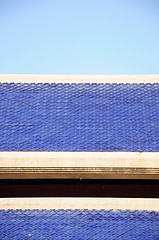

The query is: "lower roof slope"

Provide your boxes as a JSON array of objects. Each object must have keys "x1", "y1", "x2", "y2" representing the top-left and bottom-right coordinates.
[{"x1": 1, "y1": 209, "x2": 159, "y2": 239}]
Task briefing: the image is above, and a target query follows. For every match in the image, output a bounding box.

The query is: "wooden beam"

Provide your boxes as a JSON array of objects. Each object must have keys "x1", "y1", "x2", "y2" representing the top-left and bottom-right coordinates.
[{"x1": 0, "y1": 152, "x2": 159, "y2": 179}]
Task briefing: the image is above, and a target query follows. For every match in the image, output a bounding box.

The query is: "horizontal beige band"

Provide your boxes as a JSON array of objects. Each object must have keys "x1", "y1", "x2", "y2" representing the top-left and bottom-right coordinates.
[
  {"x1": 0, "y1": 74, "x2": 159, "y2": 83},
  {"x1": 1, "y1": 198, "x2": 159, "y2": 211},
  {"x1": 1, "y1": 152, "x2": 159, "y2": 168},
  {"x1": 0, "y1": 152, "x2": 159, "y2": 179}
]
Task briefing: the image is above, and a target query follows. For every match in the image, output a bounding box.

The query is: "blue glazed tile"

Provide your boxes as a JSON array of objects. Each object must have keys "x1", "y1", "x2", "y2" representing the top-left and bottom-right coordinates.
[
  {"x1": 0, "y1": 210, "x2": 159, "y2": 239},
  {"x1": 0, "y1": 83, "x2": 158, "y2": 151}
]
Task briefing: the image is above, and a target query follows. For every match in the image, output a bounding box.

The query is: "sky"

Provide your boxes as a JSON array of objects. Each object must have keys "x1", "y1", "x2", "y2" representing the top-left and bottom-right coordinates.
[{"x1": 0, "y1": 0, "x2": 159, "y2": 74}]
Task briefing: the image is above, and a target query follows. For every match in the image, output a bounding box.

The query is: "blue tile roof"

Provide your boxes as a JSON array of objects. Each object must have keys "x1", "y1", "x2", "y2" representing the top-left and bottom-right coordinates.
[
  {"x1": 1, "y1": 210, "x2": 159, "y2": 239},
  {"x1": 0, "y1": 83, "x2": 158, "y2": 151}
]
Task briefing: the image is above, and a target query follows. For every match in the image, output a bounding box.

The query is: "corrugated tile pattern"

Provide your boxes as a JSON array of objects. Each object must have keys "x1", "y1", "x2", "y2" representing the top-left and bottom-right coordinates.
[
  {"x1": 0, "y1": 210, "x2": 159, "y2": 239},
  {"x1": 0, "y1": 83, "x2": 158, "y2": 151}
]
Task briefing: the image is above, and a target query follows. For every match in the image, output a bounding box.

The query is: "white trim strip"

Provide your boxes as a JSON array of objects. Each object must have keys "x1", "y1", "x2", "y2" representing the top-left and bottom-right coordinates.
[
  {"x1": 1, "y1": 198, "x2": 159, "y2": 211},
  {"x1": 0, "y1": 74, "x2": 159, "y2": 83},
  {"x1": 0, "y1": 152, "x2": 159, "y2": 168},
  {"x1": 0, "y1": 152, "x2": 159, "y2": 179}
]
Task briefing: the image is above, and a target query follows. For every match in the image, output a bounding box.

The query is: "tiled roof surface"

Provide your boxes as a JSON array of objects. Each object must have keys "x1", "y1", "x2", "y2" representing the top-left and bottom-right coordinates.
[
  {"x1": 0, "y1": 83, "x2": 158, "y2": 151},
  {"x1": 1, "y1": 209, "x2": 159, "y2": 239}
]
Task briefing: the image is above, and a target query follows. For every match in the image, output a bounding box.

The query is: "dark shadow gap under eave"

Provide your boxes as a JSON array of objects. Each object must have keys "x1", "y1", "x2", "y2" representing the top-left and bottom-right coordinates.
[{"x1": 0, "y1": 179, "x2": 159, "y2": 198}]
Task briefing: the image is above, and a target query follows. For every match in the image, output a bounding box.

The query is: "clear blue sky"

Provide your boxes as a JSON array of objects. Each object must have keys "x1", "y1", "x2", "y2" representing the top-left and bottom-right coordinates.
[{"x1": 0, "y1": 0, "x2": 159, "y2": 74}]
